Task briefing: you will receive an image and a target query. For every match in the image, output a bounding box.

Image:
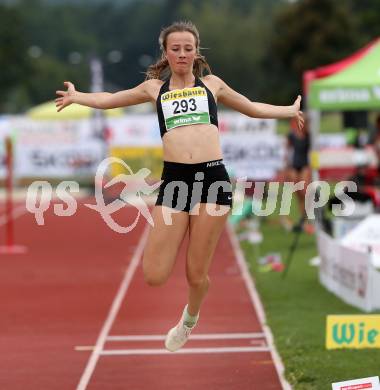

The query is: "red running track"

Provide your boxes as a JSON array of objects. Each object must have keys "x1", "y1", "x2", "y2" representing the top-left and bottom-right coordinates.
[{"x1": 0, "y1": 199, "x2": 288, "y2": 390}]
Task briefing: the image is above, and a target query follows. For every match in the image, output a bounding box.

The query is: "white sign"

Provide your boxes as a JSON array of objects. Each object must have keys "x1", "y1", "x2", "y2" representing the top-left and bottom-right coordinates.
[
  {"x1": 318, "y1": 230, "x2": 380, "y2": 312},
  {"x1": 317, "y1": 133, "x2": 346, "y2": 149},
  {"x1": 107, "y1": 115, "x2": 161, "y2": 147},
  {"x1": 332, "y1": 376, "x2": 380, "y2": 390},
  {"x1": 218, "y1": 113, "x2": 276, "y2": 134},
  {"x1": 341, "y1": 215, "x2": 380, "y2": 268},
  {"x1": 16, "y1": 143, "x2": 104, "y2": 177},
  {"x1": 221, "y1": 134, "x2": 285, "y2": 180},
  {"x1": 14, "y1": 118, "x2": 101, "y2": 145},
  {"x1": 12, "y1": 118, "x2": 106, "y2": 178},
  {"x1": 218, "y1": 114, "x2": 281, "y2": 179},
  {"x1": 316, "y1": 148, "x2": 377, "y2": 168}
]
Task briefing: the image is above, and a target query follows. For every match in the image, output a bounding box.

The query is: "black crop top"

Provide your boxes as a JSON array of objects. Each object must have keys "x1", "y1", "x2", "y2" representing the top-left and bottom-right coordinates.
[{"x1": 156, "y1": 76, "x2": 218, "y2": 138}]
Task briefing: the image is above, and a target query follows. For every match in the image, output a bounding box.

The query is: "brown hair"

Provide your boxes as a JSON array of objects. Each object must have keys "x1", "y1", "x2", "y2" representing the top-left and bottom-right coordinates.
[{"x1": 146, "y1": 21, "x2": 211, "y2": 80}]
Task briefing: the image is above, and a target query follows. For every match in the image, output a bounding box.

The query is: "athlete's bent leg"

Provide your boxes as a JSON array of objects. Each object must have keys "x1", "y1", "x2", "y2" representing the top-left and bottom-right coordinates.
[{"x1": 186, "y1": 203, "x2": 230, "y2": 315}]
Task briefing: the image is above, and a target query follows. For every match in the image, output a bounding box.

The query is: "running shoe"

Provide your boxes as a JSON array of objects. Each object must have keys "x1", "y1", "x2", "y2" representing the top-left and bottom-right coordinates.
[{"x1": 165, "y1": 306, "x2": 198, "y2": 352}]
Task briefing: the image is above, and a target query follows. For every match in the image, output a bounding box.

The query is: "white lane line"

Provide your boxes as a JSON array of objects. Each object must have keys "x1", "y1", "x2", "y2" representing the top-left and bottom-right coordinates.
[
  {"x1": 76, "y1": 224, "x2": 149, "y2": 390},
  {"x1": 75, "y1": 340, "x2": 267, "y2": 352},
  {"x1": 100, "y1": 346, "x2": 270, "y2": 356},
  {"x1": 106, "y1": 332, "x2": 265, "y2": 341},
  {"x1": 227, "y1": 224, "x2": 292, "y2": 390}
]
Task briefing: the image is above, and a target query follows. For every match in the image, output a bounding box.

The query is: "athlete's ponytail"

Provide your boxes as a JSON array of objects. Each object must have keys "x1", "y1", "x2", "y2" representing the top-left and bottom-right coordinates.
[{"x1": 146, "y1": 21, "x2": 211, "y2": 80}]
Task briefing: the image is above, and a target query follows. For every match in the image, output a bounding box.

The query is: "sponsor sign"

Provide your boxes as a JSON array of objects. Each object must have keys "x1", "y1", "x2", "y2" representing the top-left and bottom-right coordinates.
[
  {"x1": 310, "y1": 85, "x2": 380, "y2": 110},
  {"x1": 332, "y1": 376, "x2": 380, "y2": 390},
  {"x1": 221, "y1": 133, "x2": 285, "y2": 180},
  {"x1": 16, "y1": 143, "x2": 105, "y2": 177},
  {"x1": 13, "y1": 118, "x2": 106, "y2": 178},
  {"x1": 326, "y1": 315, "x2": 380, "y2": 349}
]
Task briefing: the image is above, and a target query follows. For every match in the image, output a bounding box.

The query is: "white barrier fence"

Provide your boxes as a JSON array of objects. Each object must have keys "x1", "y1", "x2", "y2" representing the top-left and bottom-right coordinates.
[
  {"x1": 0, "y1": 114, "x2": 284, "y2": 180},
  {"x1": 1, "y1": 112, "x2": 372, "y2": 181}
]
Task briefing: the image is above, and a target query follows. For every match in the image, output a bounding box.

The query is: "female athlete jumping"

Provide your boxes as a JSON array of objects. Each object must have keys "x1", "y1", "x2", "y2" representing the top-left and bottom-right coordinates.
[{"x1": 56, "y1": 21, "x2": 304, "y2": 352}]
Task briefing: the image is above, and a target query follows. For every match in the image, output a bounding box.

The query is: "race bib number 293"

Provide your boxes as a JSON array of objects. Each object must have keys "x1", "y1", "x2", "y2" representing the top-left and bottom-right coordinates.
[{"x1": 161, "y1": 87, "x2": 210, "y2": 130}]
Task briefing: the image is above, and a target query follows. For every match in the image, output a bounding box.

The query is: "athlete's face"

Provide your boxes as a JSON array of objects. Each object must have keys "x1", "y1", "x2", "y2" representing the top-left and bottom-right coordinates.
[{"x1": 165, "y1": 31, "x2": 197, "y2": 74}]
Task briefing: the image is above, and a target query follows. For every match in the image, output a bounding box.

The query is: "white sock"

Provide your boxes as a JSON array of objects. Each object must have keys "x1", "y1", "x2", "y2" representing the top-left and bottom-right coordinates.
[{"x1": 183, "y1": 305, "x2": 199, "y2": 327}]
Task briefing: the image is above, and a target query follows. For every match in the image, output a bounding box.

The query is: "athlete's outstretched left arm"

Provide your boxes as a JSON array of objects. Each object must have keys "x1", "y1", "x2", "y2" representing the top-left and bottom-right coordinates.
[{"x1": 213, "y1": 75, "x2": 304, "y2": 130}]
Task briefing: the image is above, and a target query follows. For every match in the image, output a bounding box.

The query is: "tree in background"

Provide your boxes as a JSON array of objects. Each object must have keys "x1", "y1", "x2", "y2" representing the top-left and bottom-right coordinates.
[
  {"x1": 262, "y1": 0, "x2": 358, "y2": 104},
  {"x1": 178, "y1": 0, "x2": 281, "y2": 101},
  {"x1": 348, "y1": 0, "x2": 380, "y2": 43},
  {"x1": 1, "y1": 0, "x2": 380, "y2": 113},
  {"x1": 0, "y1": 4, "x2": 31, "y2": 112}
]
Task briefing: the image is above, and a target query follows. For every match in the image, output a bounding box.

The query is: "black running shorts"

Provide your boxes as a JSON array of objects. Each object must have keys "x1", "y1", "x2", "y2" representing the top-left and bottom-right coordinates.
[{"x1": 155, "y1": 159, "x2": 233, "y2": 213}]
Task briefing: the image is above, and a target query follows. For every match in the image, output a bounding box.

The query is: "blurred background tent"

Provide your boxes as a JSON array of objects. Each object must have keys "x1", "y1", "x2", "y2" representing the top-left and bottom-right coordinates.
[
  {"x1": 304, "y1": 37, "x2": 380, "y2": 178},
  {"x1": 305, "y1": 37, "x2": 380, "y2": 111},
  {"x1": 27, "y1": 100, "x2": 124, "y2": 120}
]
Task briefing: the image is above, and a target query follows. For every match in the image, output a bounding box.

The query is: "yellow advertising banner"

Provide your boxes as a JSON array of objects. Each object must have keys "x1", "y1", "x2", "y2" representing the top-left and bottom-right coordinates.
[
  {"x1": 110, "y1": 146, "x2": 163, "y2": 180},
  {"x1": 326, "y1": 315, "x2": 380, "y2": 349},
  {"x1": 310, "y1": 150, "x2": 320, "y2": 169}
]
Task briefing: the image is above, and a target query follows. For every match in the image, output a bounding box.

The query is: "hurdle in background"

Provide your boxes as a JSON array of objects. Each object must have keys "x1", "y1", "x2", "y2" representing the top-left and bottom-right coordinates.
[{"x1": 0, "y1": 136, "x2": 27, "y2": 254}]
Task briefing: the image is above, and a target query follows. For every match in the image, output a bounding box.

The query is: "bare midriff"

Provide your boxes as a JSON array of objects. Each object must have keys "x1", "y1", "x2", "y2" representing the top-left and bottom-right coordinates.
[{"x1": 162, "y1": 123, "x2": 222, "y2": 163}]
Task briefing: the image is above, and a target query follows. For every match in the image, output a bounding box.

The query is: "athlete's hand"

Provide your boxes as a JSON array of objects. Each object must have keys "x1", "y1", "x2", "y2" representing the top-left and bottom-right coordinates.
[
  {"x1": 292, "y1": 95, "x2": 304, "y2": 131},
  {"x1": 55, "y1": 81, "x2": 76, "y2": 112}
]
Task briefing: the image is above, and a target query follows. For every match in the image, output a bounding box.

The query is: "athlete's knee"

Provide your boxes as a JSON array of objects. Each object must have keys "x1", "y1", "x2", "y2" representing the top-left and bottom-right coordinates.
[
  {"x1": 143, "y1": 254, "x2": 170, "y2": 287},
  {"x1": 143, "y1": 271, "x2": 168, "y2": 287},
  {"x1": 143, "y1": 262, "x2": 169, "y2": 286},
  {"x1": 186, "y1": 272, "x2": 210, "y2": 289}
]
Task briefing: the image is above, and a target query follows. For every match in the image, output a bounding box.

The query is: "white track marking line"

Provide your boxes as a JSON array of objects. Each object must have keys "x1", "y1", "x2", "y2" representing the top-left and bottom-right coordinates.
[
  {"x1": 76, "y1": 224, "x2": 149, "y2": 390},
  {"x1": 100, "y1": 346, "x2": 270, "y2": 356},
  {"x1": 106, "y1": 332, "x2": 265, "y2": 341},
  {"x1": 75, "y1": 340, "x2": 267, "y2": 351},
  {"x1": 227, "y1": 224, "x2": 292, "y2": 390},
  {"x1": 76, "y1": 333, "x2": 267, "y2": 352}
]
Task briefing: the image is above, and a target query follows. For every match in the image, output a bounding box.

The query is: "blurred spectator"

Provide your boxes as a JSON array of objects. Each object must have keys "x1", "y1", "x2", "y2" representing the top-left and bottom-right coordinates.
[
  {"x1": 368, "y1": 114, "x2": 380, "y2": 144},
  {"x1": 343, "y1": 111, "x2": 368, "y2": 148},
  {"x1": 282, "y1": 117, "x2": 314, "y2": 233},
  {"x1": 345, "y1": 126, "x2": 368, "y2": 148},
  {"x1": 368, "y1": 114, "x2": 380, "y2": 182},
  {"x1": 370, "y1": 115, "x2": 380, "y2": 174}
]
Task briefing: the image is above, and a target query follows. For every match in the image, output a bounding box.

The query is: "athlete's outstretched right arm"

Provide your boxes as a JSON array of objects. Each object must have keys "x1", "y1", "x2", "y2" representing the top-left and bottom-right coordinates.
[
  {"x1": 208, "y1": 75, "x2": 304, "y2": 131},
  {"x1": 55, "y1": 80, "x2": 154, "y2": 112}
]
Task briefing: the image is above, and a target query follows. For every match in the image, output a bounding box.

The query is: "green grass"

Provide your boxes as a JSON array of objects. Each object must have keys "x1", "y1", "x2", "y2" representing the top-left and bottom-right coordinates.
[{"x1": 239, "y1": 209, "x2": 380, "y2": 389}]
